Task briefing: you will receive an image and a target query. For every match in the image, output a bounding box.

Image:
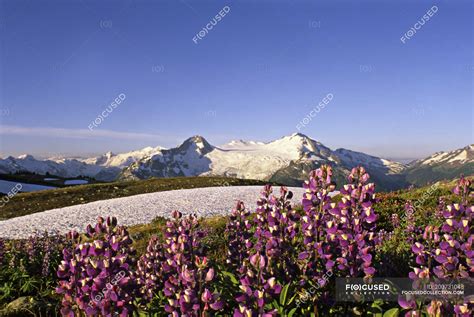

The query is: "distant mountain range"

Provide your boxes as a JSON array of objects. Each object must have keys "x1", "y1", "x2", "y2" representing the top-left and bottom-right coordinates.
[
  {"x1": 0, "y1": 133, "x2": 472, "y2": 191},
  {"x1": 404, "y1": 144, "x2": 473, "y2": 186}
]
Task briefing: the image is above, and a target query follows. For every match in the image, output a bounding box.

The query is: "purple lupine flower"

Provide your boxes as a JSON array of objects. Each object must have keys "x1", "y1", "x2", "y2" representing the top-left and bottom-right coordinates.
[
  {"x1": 454, "y1": 303, "x2": 472, "y2": 317},
  {"x1": 391, "y1": 214, "x2": 400, "y2": 228},
  {"x1": 402, "y1": 177, "x2": 474, "y2": 316},
  {"x1": 226, "y1": 201, "x2": 253, "y2": 274},
  {"x1": 161, "y1": 211, "x2": 223, "y2": 316},
  {"x1": 232, "y1": 184, "x2": 300, "y2": 315},
  {"x1": 135, "y1": 235, "x2": 166, "y2": 301},
  {"x1": 3, "y1": 232, "x2": 66, "y2": 280},
  {"x1": 234, "y1": 253, "x2": 281, "y2": 316},
  {"x1": 25, "y1": 236, "x2": 40, "y2": 264},
  {"x1": 0, "y1": 238, "x2": 5, "y2": 265},
  {"x1": 56, "y1": 216, "x2": 138, "y2": 316},
  {"x1": 405, "y1": 201, "x2": 416, "y2": 240},
  {"x1": 436, "y1": 197, "x2": 446, "y2": 218},
  {"x1": 299, "y1": 165, "x2": 336, "y2": 284},
  {"x1": 453, "y1": 175, "x2": 472, "y2": 205},
  {"x1": 253, "y1": 185, "x2": 300, "y2": 282},
  {"x1": 323, "y1": 166, "x2": 378, "y2": 278}
]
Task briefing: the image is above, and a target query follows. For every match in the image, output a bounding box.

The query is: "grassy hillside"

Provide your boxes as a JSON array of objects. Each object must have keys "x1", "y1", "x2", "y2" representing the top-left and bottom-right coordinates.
[{"x1": 0, "y1": 176, "x2": 268, "y2": 220}]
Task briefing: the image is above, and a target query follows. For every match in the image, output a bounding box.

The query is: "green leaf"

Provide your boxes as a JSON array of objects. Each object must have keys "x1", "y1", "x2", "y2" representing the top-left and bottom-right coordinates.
[
  {"x1": 370, "y1": 300, "x2": 383, "y2": 314},
  {"x1": 271, "y1": 299, "x2": 279, "y2": 309},
  {"x1": 383, "y1": 308, "x2": 399, "y2": 317},
  {"x1": 287, "y1": 293, "x2": 297, "y2": 306},
  {"x1": 288, "y1": 308, "x2": 298, "y2": 317},
  {"x1": 221, "y1": 271, "x2": 239, "y2": 285},
  {"x1": 280, "y1": 283, "x2": 290, "y2": 305}
]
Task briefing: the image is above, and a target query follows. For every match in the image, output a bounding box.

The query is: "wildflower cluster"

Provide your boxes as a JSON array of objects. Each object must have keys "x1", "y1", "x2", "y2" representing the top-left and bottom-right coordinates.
[
  {"x1": 400, "y1": 176, "x2": 474, "y2": 316},
  {"x1": 161, "y1": 211, "x2": 223, "y2": 316},
  {"x1": 226, "y1": 165, "x2": 380, "y2": 315},
  {"x1": 0, "y1": 232, "x2": 67, "y2": 314},
  {"x1": 225, "y1": 201, "x2": 253, "y2": 273},
  {"x1": 325, "y1": 166, "x2": 378, "y2": 277},
  {"x1": 135, "y1": 235, "x2": 166, "y2": 301},
  {"x1": 232, "y1": 185, "x2": 300, "y2": 316},
  {"x1": 0, "y1": 237, "x2": 5, "y2": 265},
  {"x1": 56, "y1": 217, "x2": 138, "y2": 316}
]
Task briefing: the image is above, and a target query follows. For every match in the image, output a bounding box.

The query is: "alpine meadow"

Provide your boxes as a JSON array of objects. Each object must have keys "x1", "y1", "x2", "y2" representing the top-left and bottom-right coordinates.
[{"x1": 0, "y1": 1, "x2": 472, "y2": 316}]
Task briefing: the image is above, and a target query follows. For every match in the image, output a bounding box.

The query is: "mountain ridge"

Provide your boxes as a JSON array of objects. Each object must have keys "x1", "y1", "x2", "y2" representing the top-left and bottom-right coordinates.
[{"x1": 0, "y1": 134, "x2": 472, "y2": 190}]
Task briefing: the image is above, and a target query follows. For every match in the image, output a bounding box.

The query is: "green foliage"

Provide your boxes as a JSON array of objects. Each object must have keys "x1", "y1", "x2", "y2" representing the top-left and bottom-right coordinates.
[{"x1": 0, "y1": 237, "x2": 66, "y2": 314}]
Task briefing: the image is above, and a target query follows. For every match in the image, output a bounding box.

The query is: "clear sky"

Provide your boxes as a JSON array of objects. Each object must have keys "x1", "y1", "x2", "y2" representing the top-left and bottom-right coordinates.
[{"x1": 0, "y1": 0, "x2": 472, "y2": 160}]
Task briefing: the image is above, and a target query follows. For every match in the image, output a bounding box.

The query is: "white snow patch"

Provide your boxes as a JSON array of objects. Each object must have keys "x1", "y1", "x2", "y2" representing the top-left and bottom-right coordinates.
[
  {"x1": 422, "y1": 152, "x2": 450, "y2": 165},
  {"x1": 447, "y1": 150, "x2": 468, "y2": 163},
  {"x1": 0, "y1": 186, "x2": 307, "y2": 239}
]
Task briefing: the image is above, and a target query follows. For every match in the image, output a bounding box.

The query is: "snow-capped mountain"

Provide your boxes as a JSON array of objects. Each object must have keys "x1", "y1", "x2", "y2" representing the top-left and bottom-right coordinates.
[
  {"x1": 410, "y1": 144, "x2": 473, "y2": 167},
  {"x1": 0, "y1": 154, "x2": 105, "y2": 179},
  {"x1": 0, "y1": 135, "x2": 471, "y2": 190},
  {"x1": 0, "y1": 146, "x2": 165, "y2": 181},
  {"x1": 118, "y1": 133, "x2": 407, "y2": 190},
  {"x1": 404, "y1": 144, "x2": 474, "y2": 186},
  {"x1": 119, "y1": 136, "x2": 215, "y2": 180},
  {"x1": 82, "y1": 146, "x2": 164, "y2": 168},
  {"x1": 334, "y1": 148, "x2": 406, "y2": 174},
  {"x1": 334, "y1": 148, "x2": 408, "y2": 190},
  {"x1": 119, "y1": 134, "x2": 342, "y2": 181}
]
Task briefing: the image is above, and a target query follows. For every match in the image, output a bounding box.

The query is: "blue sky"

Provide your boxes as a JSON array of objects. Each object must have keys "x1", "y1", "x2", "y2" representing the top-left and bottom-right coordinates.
[{"x1": 0, "y1": 0, "x2": 472, "y2": 160}]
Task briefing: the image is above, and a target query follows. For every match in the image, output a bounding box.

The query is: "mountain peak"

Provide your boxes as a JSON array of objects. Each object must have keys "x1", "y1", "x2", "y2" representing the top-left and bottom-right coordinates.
[
  {"x1": 18, "y1": 154, "x2": 35, "y2": 160},
  {"x1": 190, "y1": 135, "x2": 206, "y2": 142},
  {"x1": 178, "y1": 135, "x2": 214, "y2": 154},
  {"x1": 415, "y1": 143, "x2": 473, "y2": 167},
  {"x1": 289, "y1": 132, "x2": 309, "y2": 138}
]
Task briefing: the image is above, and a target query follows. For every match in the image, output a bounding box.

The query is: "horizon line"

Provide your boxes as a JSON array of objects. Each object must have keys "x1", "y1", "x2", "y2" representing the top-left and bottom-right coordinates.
[{"x1": 0, "y1": 125, "x2": 471, "y2": 162}]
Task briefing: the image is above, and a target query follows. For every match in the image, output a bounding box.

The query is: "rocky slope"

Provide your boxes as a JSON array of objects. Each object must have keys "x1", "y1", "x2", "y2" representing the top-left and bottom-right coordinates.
[{"x1": 404, "y1": 144, "x2": 474, "y2": 186}]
